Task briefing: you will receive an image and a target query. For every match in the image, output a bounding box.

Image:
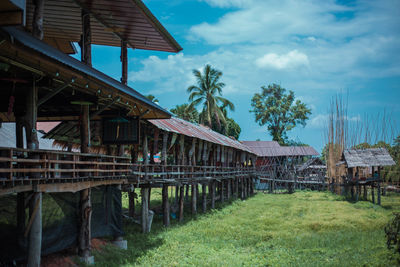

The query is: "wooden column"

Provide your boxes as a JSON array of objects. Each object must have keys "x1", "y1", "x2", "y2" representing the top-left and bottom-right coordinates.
[
  {"x1": 191, "y1": 183, "x2": 197, "y2": 216},
  {"x1": 79, "y1": 189, "x2": 92, "y2": 258},
  {"x1": 162, "y1": 184, "x2": 170, "y2": 227},
  {"x1": 179, "y1": 185, "x2": 184, "y2": 222},
  {"x1": 202, "y1": 183, "x2": 207, "y2": 213},
  {"x1": 32, "y1": 0, "x2": 45, "y2": 40},
  {"x1": 377, "y1": 167, "x2": 381, "y2": 205},
  {"x1": 241, "y1": 177, "x2": 245, "y2": 199},
  {"x1": 220, "y1": 181, "x2": 224, "y2": 203},
  {"x1": 27, "y1": 192, "x2": 42, "y2": 267},
  {"x1": 161, "y1": 132, "x2": 169, "y2": 165},
  {"x1": 363, "y1": 185, "x2": 367, "y2": 201},
  {"x1": 227, "y1": 179, "x2": 231, "y2": 199},
  {"x1": 236, "y1": 177, "x2": 239, "y2": 198},
  {"x1": 121, "y1": 40, "x2": 128, "y2": 85},
  {"x1": 128, "y1": 188, "x2": 135, "y2": 217},
  {"x1": 210, "y1": 181, "x2": 215, "y2": 209},
  {"x1": 371, "y1": 183, "x2": 375, "y2": 204},
  {"x1": 141, "y1": 187, "x2": 150, "y2": 233},
  {"x1": 81, "y1": 9, "x2": 92, "y2": 66}
]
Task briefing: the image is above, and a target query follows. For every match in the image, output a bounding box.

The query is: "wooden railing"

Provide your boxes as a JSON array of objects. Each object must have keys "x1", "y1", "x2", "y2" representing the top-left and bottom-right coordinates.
[{"x1": 0, "y1": 147, "x2": 254, "y2": 184}]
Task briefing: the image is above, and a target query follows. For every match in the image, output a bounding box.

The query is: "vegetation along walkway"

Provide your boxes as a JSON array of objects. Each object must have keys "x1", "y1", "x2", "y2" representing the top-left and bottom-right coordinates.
[{"x1": 87, "y1": 191, "x2": 400, "y2": 266}]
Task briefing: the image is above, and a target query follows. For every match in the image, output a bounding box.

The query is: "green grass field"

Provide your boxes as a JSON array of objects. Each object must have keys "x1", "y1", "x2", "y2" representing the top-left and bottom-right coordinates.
[{"x1": 90, "y1": 190, "x2": 400, "y2": 266}]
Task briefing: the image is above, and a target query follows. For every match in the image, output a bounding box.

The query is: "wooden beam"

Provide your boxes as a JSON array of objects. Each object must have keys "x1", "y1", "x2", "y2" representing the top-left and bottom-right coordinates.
[
  {"x1": 191, "y1": 183, "x2": 197, "y2": 216},
  {"x1": 210, "y1": 180, "x2": 215, "y2": 209},
  {"x1": 38, "y1": 82, "x2": 71, "y2": 106},
  {"x1": 34, "y1": 179, "x2": 128, "y2": 193},
  {"x1": 90, "y1": 97, "x2": 119, "y2": 119},
  {"x1": 0, "y1": 10, "x2": 23, "y2": 26}
]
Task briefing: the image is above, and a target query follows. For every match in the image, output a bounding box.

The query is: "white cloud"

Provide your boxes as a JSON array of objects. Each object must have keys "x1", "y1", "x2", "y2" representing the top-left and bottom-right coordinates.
[
  {"x1": 255, "y1": 50, "x2": 309, "y2": 70},
  {"x1": 200, "y1": 0, "x2": 253, "y2": 8}
]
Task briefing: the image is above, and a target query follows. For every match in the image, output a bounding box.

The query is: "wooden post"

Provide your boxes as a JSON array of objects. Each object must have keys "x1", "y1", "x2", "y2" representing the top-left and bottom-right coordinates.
[
  {"x1": 241, "y1": 177, "x2": 245, "y2": 199},
  {"x1": 81, "y1": 9, "x2": 92, "y2": 66},
  {"x1": 121, "y1": 40, "x2": 128, "y2": 85},
  {"x1": 202, "y1": 183, "x2": 207, "y2": 213},
  {"x1": 161, "y1": 132, "x2": 169, "y2": 165},
  {"x1": 227, "y1": 179, "x2": 231, "y2": 199},
  {"x1": 363, "y1": 185, "x2": 367, "y2": 201},
  {"x1": 79, "y1": 189, "x2": 92, "y2": 258},
  {"x1": 236, "y1": 177, "x2": 239, "y2": 198},
  {"x1": 220, "y1": 181, "x2": 224, "y2": 203},
  {"x1": 210, "y1": 180, "x2": 215, "y2": 209},
  {"x1": 377, "y1": 167, "x2": 381, "y2": 205},
  {"x1": 185, "y1": 184, "x2": 189, "y2": 203},
  {"x1": 179, "y1": 185, "x2": 184, "y2": 222},
  {"x1": 147, "y1": 188, "x2": 151, "y2": 211},
  {"x1": 371, "y1": 183, "x2": 375, "y2": 204},
  {"x1": 27, "y1": 192, "x2": 42, "y2": 267},
  {"x1": 141, "y1": 187, "x2": 149, "y2": 233},
  {"x1": 32, "y1": 0, "x2": 45, "y2": 40},
  {"x1": 162, "y1": 184, "x2": 170, "y2": 227},
  {"x1": 128, "y1": 189, "x2": 135, "y2": 217},
  {"x1": 191, "y1": 183, "x2": 197, "y2": 216}
]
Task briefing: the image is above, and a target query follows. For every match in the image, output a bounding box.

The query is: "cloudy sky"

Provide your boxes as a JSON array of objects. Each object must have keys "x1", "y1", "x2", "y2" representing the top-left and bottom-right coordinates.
[{"x1": 88, "y1": 0, "x2": 400, "y2": 152}]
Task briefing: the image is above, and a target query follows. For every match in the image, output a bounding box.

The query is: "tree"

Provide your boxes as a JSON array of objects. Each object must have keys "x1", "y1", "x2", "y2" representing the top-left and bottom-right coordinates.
[
  {"x1": 145, "y1": 94, "x2": 159, "y2": 103},
  {"x1": 170, "y1": 103, "x2": 199, "y2": 123},
  {"x1": 250, "y1": 83, "x2": 311, "y2": 144},
  {"x1": 187, "y1": 64, "x2": 234, "y2": 131}
]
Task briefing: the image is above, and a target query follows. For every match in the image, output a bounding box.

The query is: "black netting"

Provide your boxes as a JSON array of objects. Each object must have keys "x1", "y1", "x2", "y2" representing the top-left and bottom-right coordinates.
[{"x1": 0, "y1": 185, "x2": 123, "y2": 264}]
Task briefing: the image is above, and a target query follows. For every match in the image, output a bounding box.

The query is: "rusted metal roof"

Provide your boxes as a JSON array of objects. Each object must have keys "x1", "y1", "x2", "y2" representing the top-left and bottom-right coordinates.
[
  {"x1": 149, "y1": 117, "x2": 254, "y2": 154},
  {"x1": 241, "y1": 140, "x2": 319, "y2": 157},
  {"x1": 241, "y1": 141, "x2": 280, "y2": 156},
  {"x1": 25, "y1": 0, "x2": 182, "y2": 53},
  {"x1": 343, "y1": 148, "x2": 395, "y2": 168}
]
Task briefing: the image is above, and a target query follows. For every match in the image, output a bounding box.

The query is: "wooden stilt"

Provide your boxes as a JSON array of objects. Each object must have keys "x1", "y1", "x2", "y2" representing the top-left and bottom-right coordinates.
[
  {"x1": 220, "y1": 181, "x2": 224, "y2": 203},
  {"x1": 79, "y1": 189, "x2": 91, "y2": 258},
  {"x1": 191, "y1": 183, "x2": 197, "y2": 216},
  {"x1": 128, "y1": 190, "x2": 135, "y2": 217},
  {"x1": 363, "y1": 185, "x2": 367, "y2": 201},
  {"x1": 210, "y1": 181, "x2": 215, "y2": 209},
  {"x1": 202, "y1": 183, "x2": 207, "y2": 213},
  {"x1": 27, "y1": 192, "x2": 42, "y2": 267},
  {"x1": 162, "y1": 184, "x2": 170, "y2": 227},
  {"x1": 179, "y1": 185, "x2": 184, "y2": 222},
  {"x1": 236, "y1": 177, "x2": 239, "y2": 198},
  {"x1": 371, "y1": 184, "x2": 375, "y2": 204},
  {"x1": 185, "y1": 184, "x2": 189, "y2": 203},
  {"x1": 227, "y1": 179, "x2": 231, "y2": 199},
  {"x1": 241, "y1": 177, "x2": 245, "y2": 199},
  {"x1": 147, "y1": 188, "x2": 151, "y2": 211},
  {"x1": 141, "y1": 188, "x2": 150, "y2": 233}
]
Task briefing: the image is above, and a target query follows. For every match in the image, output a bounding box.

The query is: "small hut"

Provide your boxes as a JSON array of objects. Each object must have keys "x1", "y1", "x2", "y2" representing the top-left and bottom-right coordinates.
[{"x1": 340, "y1": 148, "x2": 395, "y2": 204}]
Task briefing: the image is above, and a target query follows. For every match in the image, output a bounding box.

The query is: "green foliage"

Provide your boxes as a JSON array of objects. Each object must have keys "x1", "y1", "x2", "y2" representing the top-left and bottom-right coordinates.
[
  {"x1": 385, "y1": 212, "x2": 400, "y2": 263},
  {"x1": 145, "y1": 94, "x2": 159, "y2": 103},
  {"x1": 91, "y1": 190, "x2": 400, "y2": 266},
  {"x1": 170, "y1": 103, "x2": 199, "y2": 123},
  {"x1": 250, "y1": 83, "x2": 311, "y2": 145},
  {"x1": 187, "y1": 64, "x2": 234, "y2": 131}
]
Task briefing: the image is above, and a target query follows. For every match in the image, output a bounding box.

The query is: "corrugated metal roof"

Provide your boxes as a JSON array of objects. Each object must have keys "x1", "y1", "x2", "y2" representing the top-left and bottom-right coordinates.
[
  {"x1": 240, "y1": 140, "x2": 319, "y2": 157},
  {"x1": 2, "y1": 26, "x2": 172, "y2": 119},
  {"x1": 25, "y1": 0, "x2": 182, "y2": 53},
  {"x1": 148, "y1": 117, "x2": 254, "y2": 154},
  {"x1": 343, "y1": 148, "x2": 395, "y2": 168}
]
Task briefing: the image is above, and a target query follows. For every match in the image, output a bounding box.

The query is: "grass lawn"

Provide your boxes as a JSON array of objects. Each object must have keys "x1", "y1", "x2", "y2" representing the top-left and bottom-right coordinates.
[{"x1": 90, "y1": 190, "x2": 400, "y2": 266}]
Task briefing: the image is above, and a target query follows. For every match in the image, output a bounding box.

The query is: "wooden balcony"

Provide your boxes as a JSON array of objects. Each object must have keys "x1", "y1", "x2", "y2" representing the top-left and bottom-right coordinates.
[{"x1": 0, "y1": 147, "x2": 254, "y2": 195}]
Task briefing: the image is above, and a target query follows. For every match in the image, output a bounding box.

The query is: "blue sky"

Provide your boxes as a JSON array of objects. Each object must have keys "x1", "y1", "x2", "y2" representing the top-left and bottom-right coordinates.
[{"x1": 85, "y1": 0, "x2": 400, "y2": 152}]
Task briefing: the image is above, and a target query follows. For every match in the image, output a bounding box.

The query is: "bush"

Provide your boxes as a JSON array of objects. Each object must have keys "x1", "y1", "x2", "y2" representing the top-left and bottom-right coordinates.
[{"x1": 385, "y1": 213, "x2": 400, "y2": 262}]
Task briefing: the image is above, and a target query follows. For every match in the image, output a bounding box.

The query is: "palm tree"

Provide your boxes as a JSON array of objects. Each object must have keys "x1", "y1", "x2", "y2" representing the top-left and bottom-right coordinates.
[
  {"x1": 187, "y1": 64, "x2": 234, "y2": 131},
  {"x1": 145, "y1": 94, "x2": 159, "y2": 104},
  {"x1": 170, "y1": 103, "x2": 199, "y2": 123}
]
